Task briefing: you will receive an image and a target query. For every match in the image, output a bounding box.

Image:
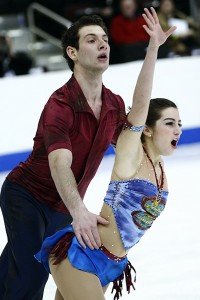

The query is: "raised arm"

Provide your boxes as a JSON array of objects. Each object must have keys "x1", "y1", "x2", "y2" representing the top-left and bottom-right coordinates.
[
  {"x1": 112, "y1": 7, "x2": 176, "y2": 179},
  {"x1": 128, "y1": 7, "x2": 176, "y2": 127}
]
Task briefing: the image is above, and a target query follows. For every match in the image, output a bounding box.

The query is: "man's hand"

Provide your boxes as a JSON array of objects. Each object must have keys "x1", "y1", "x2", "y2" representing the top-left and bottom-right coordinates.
[
  {"x1": 48, "y1": 149, "x2": 109, "y2": 249},
  {"x1": 72, "y1": 207, "x2": 109, "y2": 249}
]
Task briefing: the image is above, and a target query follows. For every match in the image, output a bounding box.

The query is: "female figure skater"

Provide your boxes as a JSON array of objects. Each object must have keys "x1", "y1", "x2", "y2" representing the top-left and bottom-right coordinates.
[{"x1": 35, "y1": 7, "x2": 181, "y2": 300}]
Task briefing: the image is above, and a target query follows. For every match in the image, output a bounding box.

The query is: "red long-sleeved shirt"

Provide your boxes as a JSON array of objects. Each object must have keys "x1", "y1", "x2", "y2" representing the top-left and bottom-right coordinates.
[{"x1": 7, "y1": 75, "x2": 125, "y2": 213}]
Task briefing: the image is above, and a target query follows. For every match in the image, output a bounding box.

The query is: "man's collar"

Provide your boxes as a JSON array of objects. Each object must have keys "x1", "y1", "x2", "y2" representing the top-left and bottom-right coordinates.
[{"x1": 66, "y1": 74, "x2": 119, "y2": 113}]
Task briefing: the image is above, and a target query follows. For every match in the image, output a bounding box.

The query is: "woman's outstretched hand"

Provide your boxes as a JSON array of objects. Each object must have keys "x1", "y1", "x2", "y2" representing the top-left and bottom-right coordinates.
[{"x1": 142, "y1": 7, "x2": 176, "y2": 48}]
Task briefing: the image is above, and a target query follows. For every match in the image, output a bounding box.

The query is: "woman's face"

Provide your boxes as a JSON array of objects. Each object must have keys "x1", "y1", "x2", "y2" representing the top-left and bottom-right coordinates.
[
  {"x1": 120, "y1": 0, "x2": 137, "y2": 18},
  {"x1": 151, "y1": 107, "x2": 182, "y2": 156},
  {"x1": 159, "y1": 0, "x2": 175, "y2": 16}
]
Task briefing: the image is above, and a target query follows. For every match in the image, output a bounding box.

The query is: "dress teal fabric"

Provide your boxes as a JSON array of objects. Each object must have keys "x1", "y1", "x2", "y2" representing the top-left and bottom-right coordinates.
[{"x1": 104, "y1": 179, "x2": 168, "y2": 250}]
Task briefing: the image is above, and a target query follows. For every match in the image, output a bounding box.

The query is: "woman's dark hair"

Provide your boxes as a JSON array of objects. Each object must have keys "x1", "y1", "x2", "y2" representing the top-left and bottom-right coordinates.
[
  {"x1": 141, "y1": 98, "x2": 178, "y2": 142},
  {"x1": 61, "y1": 15, "x2": 108, "y2": 71}
]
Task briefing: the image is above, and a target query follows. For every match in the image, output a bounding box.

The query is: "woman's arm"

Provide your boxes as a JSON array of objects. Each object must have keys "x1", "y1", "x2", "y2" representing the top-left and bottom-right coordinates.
[{"x1": 113, "y1": 7, "x2": 176, "y2": 179}]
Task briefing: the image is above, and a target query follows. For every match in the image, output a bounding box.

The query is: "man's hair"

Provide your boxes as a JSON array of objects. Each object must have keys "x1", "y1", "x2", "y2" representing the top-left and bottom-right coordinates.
[{"x1": 61, "y1": 15, "x2": 108, "y2": 71}]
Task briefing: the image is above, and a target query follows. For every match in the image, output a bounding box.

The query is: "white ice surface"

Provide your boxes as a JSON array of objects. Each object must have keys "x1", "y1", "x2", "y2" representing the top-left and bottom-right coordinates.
[{"x1": 0, "y1": 143, "x2": 200, "y2": 299}]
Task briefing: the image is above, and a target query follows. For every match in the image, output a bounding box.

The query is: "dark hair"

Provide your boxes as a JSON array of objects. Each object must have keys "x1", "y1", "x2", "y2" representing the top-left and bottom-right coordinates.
[
  {"x1": 61, "y1": 15, "x2": 108, "y2": 71},
  {"x1": 0, "y1": 35, "x2": 10, "y2": 77},
  {"x1": 9, "y1": 51, "x2": 33, "y2": 75},
  {"x1": 141, "y1": 98, "x2": 178, "y2": 142}
]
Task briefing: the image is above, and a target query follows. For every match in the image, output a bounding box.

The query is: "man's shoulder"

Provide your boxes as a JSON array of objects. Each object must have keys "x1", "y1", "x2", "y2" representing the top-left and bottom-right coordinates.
[
  {"x1": 103, "y1": 85, "x2": 125, "y2": 106},
  {"x1": 48, "y1": 76, "x2": 76, "y2": 103}
]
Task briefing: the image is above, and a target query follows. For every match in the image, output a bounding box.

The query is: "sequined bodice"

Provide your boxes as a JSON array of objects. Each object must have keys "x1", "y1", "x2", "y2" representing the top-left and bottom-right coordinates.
[{"x1": 104, "y1": 179, "x2": 168, "y2": 250}]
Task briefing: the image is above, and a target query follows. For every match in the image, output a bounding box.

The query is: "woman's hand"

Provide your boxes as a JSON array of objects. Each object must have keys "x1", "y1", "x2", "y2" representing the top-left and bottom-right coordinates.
[{"x1": 142, "y1": 7, "x2": 177, "y2": 48}]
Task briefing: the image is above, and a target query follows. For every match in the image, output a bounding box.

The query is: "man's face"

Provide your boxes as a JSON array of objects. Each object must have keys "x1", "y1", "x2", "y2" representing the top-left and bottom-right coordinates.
[{"x1": 74, "y1": 25, "x2": 110, "y2": 73}]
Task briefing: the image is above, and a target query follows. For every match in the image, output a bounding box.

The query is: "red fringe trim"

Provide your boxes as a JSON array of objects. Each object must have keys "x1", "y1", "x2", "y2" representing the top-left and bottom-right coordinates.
[
  {"x1": 47, "y1": 232, "x2": 75, "y2": 265},
  {"x1": 111, "y1": 261, "x2": 136, "y2": 300}
]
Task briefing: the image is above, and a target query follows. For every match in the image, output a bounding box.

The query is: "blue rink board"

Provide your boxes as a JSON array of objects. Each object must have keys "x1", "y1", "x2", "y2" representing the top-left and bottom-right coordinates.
[{"x1": 0, "y1": 127, "x2": 200, "y2": 172}]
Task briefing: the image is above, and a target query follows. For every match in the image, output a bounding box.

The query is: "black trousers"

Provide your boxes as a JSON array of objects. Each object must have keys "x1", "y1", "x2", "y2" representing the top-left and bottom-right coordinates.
[{"x1": 0, "y1": 179, "x2": 72, "y2": 300}]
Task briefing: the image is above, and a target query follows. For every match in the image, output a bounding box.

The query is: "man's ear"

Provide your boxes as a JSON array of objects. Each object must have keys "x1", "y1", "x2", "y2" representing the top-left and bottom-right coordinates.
[
  {"x1": 66, "y1": 46, "x2": 77, "y2": 61},
  {"x1": 143, "y1": 126, "x2": 152, "y2": 138}
]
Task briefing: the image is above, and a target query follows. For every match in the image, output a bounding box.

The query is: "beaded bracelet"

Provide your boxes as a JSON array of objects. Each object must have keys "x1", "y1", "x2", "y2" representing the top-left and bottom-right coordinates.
[{"x1": 124, "y1": 122, "x2": 145, "y2": 132}]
